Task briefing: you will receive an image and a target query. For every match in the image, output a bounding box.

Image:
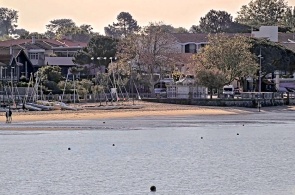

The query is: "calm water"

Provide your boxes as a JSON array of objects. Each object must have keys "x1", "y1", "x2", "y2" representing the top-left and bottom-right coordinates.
[{"x1": 1, "y1": 111, "x2": 295, "y2": 195}]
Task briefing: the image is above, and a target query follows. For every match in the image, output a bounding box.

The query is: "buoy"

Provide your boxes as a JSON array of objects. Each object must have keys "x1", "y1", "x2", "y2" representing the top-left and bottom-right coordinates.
[
  {"x1": 201, "y1": 137, "x2": 203, "y2": 139},
  {"x1": 150, "y1": 186, "x2": 156, "y2": 192},
  {"x1": 112, "y1": 144, "x2": 115, "y2": 146},
  {"x1": 103, "y1": 122, "x2": 105, "y2": 124},
  {"x1": 242, "y1": 124, "x2": 244, "y2": 126},
  {"x1": 68, "y1": 147, "x2": 71, "y2": 150},
  {"x1": 237, "y1": 133, "x2": 239, "y2": 135}
]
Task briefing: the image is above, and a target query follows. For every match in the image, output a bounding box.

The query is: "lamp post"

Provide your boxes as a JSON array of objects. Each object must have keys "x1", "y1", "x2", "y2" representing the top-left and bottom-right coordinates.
[
  {"x1": 258, "y1": 48, "x2": 263, "y2": 112},
  {"x1": 109, "y1": 57, "x2": 117, "y2": 88},
  {"x1": 0, "y1": 66, "x2": 2, "y2": 104},
  {"x1": 96, "y1": 57, "x2": 104, "y2": 105},
  {"x1": 128, "y1": 61, "x2": 135, "y2": 105},
  {"x1": 11, "y1": 66, "x2": 15, "y2": 107},
  {"x1": 108, "y1": 57, "x2": 117, "y2": 103}
]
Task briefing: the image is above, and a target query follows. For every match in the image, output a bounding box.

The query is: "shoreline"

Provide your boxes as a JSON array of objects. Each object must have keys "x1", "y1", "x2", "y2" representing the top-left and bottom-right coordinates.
[
  {"x1": 1, "y1": 101, "x2": 294, "y2": 131},
  {"x1": 0, "y1": 101, "x2": 255, "y2": 123}
]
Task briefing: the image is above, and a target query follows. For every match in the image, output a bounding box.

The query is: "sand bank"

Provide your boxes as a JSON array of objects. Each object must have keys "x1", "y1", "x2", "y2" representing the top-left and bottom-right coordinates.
[{"x1": 0, "y1": 101, "x2": 254, "y2": 123}]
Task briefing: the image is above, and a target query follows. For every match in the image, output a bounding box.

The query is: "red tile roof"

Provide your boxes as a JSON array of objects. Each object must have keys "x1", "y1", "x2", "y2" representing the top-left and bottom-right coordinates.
[{"x1": 0, "y1": 38, "x2": 87, "y2": 49}]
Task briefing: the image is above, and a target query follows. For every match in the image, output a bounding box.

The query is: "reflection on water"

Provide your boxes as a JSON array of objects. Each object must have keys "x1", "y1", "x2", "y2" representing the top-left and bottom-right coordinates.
[{"x1": 1, "y1": 112, "x2": 295, "y2": 195}]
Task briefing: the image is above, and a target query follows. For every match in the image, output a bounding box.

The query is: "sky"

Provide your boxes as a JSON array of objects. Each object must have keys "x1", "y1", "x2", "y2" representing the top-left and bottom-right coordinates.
[{"x1": 1, "y1": 0, "x2": 295, "y2": 34}]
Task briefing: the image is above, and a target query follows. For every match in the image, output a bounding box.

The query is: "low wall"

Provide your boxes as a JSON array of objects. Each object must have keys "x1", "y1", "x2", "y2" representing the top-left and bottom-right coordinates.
[{"x1": 142, "y1": 98, "x2": 285, "y2": 108}]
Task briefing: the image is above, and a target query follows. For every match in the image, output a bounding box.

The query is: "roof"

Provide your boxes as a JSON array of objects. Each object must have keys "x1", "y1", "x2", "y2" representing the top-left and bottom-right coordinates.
[
  {"x1": 278, "y1": 33, "x2": 295, "y2": 43},
  {"x1": 172, "y1": 33, "x2": 209, "y2": 43},
  {"x1": 0, "y1": 54, "x2": 12, "y2": 65},
  {"x1": 280, "y1": 43, "x2": 295, "y2": 52},
  {"x1": 0, "y1": 38, "x2": 87, "y2": 50},
  {"x1": 172, "y1": 32, "x2": 295, "y2": 44},
  {"x1": 172, "y1": 33, "x2": 252, "y2": 44}
]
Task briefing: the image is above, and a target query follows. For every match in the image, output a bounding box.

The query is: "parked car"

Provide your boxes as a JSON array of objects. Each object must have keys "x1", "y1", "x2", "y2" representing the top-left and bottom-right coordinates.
[
  {"x1": 154, "y1": 88, "x2": 167, "y2": 97},
  {"x1": 223, "y1": 85, "x2": 235, "y2": 98}
]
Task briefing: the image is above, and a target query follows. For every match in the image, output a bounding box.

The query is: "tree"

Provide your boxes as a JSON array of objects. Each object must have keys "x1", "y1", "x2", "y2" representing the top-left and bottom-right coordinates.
[
  {"x1": 56, "y1": 25, "x2": 93, "y2": 41},
  {"x1": 104, "y1": 12, "x2": 140, "y2": 38},
  {"x1": 250, "y1": 38, "x2": 295, "y2": 78},
  {"x1": 44, "y1": 30, "x2": 55, "y2": 39},
  {"x1": 27, "y1": 32, "x2": 48, "y2": 39},
  {"x1": 35, "y1": 65, "x2": 63, "y2": 94},
  {"x1": 196, "y1": 69, "x2": 228, "y2": 99},
  {"x1": 46, "y1": 19, "x2": 94, "y2": 41},
  {"x1": 73, "y1": 34, "x2": 118, "y2": 80},
  {"x1": 199, "y1": 10, "x2": 233, "y2": 33},
  {"x1": 192, "y1": 10, "x2": 251, "y2": 33},
  {"x1": 174, "y1": 27, "x2": 189, "y2": 33},
  {"x1": 189, "y1": 25, "x2": 202, "y2": 33},
  {"x1": 46, "y1": 19, "x2": 76, "y2": 35},
  {"x1": 0, "y1": 34, "x2": 12, "y2": 41},
  {"x1": 36, "y1": 65, "x2": 63, "y2": 83},
  {"x1": 79, "y1": 24, "x2": 93, "y2": 34},
  {"x1": 117, "y1": 22, "x2": 184, "y2": 92},
  {"x1": 194, "y1": 34, "x2": 258, "y2": 98},
  {"x1": 13, "y1": 28, "x2": 29, "y2": 39},
  {"x1": 236, "y1": 0, "x2": 288, "y2": 27},
  {"x1": 0, "y1": 7, "x2": 18, "y2": 35}
]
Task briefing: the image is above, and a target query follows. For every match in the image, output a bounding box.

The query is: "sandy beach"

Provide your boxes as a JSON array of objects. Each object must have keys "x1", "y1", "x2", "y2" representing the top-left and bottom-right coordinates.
[
  {"x1": 0, "y1": 101, "x2": 259, "y2": 123},
  {"x1": 0, "y1": 101, "x2": 295, "y2": 131}
]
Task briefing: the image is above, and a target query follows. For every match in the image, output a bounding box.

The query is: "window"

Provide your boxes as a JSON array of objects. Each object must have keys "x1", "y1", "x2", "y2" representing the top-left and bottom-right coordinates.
[
  {"x1": 184, "y1": 44, "x2": 196, "y2": 53},
  {"x1": 29, "y1": 53, "x2": 39, "y2": 60}
]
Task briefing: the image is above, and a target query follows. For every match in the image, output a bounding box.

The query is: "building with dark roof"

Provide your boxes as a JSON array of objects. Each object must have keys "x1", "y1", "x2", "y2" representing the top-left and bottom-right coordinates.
[{"x1": 0, "y1": 37, "x2": 87, "y2": 77}]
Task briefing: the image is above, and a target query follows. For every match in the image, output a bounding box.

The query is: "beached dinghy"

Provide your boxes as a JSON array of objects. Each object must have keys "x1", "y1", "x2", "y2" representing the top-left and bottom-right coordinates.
[
  {"x1": 27, "y1": 103, "x2": 53, "y2": 111},
  {"x1": 58, "y1": 102, "x2": 78, "y2": 111},
  {"x1": 36, "y1": 101, "x2": 61, "y2": 110},
  {"x1": 23, "y1": 104, "x2": 42, "y2": 111}
]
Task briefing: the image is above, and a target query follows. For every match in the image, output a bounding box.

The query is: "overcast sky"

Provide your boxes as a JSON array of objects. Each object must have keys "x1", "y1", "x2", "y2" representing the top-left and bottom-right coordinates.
[{"x1": 1, "y1": 0, "x2": 295, "y2": 34}]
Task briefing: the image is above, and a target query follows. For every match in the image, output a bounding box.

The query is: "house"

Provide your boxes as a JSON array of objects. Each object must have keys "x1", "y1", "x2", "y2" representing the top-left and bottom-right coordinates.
[
  {"x1": 172, "y1": 33, "x2": 209, "y2": 54},
  {"x1": 0, "y1": 37, "x2": 87, "y2": 79},
  {"x1": 171, "y1": 28, "x2": 295, "y2": 92},
  {"x1": 0, "y1": 53, "x2": 25, "y2": 83},
  {"x1": 251, "y1": 26, "x2": 279, "y2": 42}
]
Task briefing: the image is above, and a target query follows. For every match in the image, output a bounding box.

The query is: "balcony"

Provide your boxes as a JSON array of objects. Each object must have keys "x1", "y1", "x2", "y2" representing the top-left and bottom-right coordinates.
[{"x1": 45, "y1": 57, "x2": 75, "y2": 66}]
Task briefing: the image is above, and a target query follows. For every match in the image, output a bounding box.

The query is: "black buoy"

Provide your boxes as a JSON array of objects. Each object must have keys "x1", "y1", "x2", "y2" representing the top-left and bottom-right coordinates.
[
  {"x1": 201, "y1": 137, "x2": 203, "y2": 139},
  {"x1": 242, "y1": 124, "x2": 244, "y2": 126},
  {"x1": 150, "y1": 186, "x2": 156, "y2": 192},
  {"x1": 112, "y1": 144, "x2": 115, "y2": 146},
  {"x1": 68, "y1": 147, "x2": 71, "y2": 150},
  {"x1": 103, "y1": 121, "x2": 105, "y2": 124},
  {"x1": 237, "y1": 133, "x2": 239, "y2": 135}
]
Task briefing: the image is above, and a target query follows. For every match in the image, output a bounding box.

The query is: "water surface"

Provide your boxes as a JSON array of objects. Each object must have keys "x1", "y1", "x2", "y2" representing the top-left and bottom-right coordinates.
[{"x1": 1, "y1": 111, "x2": 295, "y2": 195}]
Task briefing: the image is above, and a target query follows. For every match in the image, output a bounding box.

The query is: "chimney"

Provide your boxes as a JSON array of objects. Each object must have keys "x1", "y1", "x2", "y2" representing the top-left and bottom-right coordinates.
[{"x1": 32, "y1": 36, "x2": 35, "y2": 44}]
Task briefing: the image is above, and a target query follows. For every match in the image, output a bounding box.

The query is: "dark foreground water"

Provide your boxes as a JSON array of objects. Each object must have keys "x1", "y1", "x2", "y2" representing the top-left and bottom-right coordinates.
[{"x1": 1, "y1": 111, "x2": 295, "y2": 195}]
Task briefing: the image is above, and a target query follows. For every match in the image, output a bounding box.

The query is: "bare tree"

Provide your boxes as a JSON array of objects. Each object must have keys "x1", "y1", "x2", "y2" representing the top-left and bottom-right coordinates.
[{"x1": 117, "y1": 22, "x2": 185, "y2": 92}]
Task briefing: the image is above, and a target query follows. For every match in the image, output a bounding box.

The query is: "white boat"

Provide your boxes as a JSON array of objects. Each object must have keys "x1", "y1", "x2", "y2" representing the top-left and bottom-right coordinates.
[
  {"x1": 36, "y1": 101, "x2": 61, "y2": 110},
  {"x1": 58, "y1": 102, "x2": 79, "y2": 111}
]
